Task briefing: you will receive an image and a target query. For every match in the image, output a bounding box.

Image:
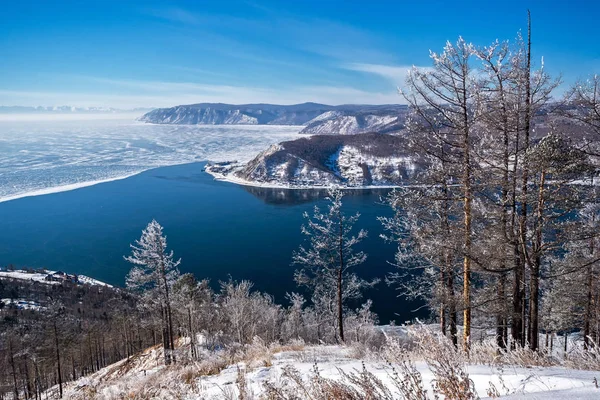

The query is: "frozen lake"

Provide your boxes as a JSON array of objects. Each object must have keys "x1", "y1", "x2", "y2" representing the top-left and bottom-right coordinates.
[{"x1": 0, "y1": 117, "x2": 301, "y2": 202}]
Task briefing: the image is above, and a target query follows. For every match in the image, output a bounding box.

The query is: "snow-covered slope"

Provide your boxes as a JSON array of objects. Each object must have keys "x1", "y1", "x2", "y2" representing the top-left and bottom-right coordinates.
[
  {"x1": 205, "y1": 133, "x2": 422, "y2": 188},
  {"x1": 141, "y1": 106, "x2": 260, "y2": 125},
  {"x1": 56, "y1": 342, "x2": 600, "y2": 399},
  {"x1": 299, "y1": 109, "x2": 406, "y2": 135}
]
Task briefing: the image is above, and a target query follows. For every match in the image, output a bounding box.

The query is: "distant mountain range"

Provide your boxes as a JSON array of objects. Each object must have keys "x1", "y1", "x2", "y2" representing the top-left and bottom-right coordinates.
[
  {"x1": 0, "y1": 106, "x2": 152, "y2": 114},
  {"x1": 139, "y1": 102, "x2": 408, "y2": 135}
]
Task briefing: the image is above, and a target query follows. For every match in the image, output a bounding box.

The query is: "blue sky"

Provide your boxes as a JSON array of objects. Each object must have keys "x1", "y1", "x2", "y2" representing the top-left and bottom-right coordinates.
[{"x1": 1, "y1": 0, "x2": 598, "y2": 108}]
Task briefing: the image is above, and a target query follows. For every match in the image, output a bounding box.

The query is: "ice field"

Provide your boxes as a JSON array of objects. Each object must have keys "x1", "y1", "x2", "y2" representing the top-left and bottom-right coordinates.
[{"x1": 0, "y1": 118, "x2": 302, "y2": 202}]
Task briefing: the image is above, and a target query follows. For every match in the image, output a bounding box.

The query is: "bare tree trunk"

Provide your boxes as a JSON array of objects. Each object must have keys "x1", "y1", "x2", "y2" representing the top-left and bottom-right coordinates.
[
  {"x1": 515, "y1": 11, "x2": 533, "y2": 349},
  {"x1": 460, "y1": 49, "x2": 473, "y2": 352},
  {"x1": 338, "y1": 215, "x2": 345, "y2": 343},
  {"x1": 528, "y1": 170, "x2": 545, "y2": 351},
  {"x1": 53, "y1": 321, "x2": 63, "y2": 399},
  {"x1": 462, "y1": 107, "x2": 473, "y2": 352},
  {"x1": 337, "y1": 266, "x2": 344, "y2": 343},
  {"x1": 158, "y1": 242, "x2": 177, "y2": 365},
  {"x1": 161, "y1": 304, "x2": 170, "y2": 365},
  {"x1": 440, "y1": 269, "x2": 446, "y2": 337},
  {"x1": 496, "y1": 274, "x2": 507, "y2": 349},
  {"x1": 188, "y1": 308, "x2": 196, "y2": 359},
  {"x1": 584, "y1": 227, "x2": 595, "y2": 349},
  {"x1": 8, "y1": 337, "x2": 19, "y2": 400}
]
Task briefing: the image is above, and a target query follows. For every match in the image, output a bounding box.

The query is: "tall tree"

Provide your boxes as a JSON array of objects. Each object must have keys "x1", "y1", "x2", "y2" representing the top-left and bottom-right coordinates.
[
  {"x1": 402, "y1": 37, "x2": 478, "y2": 351},
  {"x1": 125, "y1": 220, "x2": 180, "y2": 364},
  {"x1": 380, "y1": 185, "x2": 461, "y2": 347},
  {"x1": 293, "y1": 188, "x2": 375, "y2": 343},
  {"x1": 523, "y1": 134, "x2": 593, "y2": 350}
]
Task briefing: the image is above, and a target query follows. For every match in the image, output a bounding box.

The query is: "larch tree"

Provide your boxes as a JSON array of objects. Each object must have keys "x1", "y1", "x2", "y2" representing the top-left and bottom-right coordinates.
[
  {"x1": 380, "y1": 185, "x2": 462, "y2": 347},
  {"x1": 292, "y1": 188, "x2": 376, "y2": 343},
  {"x1": 522, "y1": 134, "x2": 592, "y2": 350},
  {"x1": 402, "y1": 37, "x2": 479, "y2": 351},
  {"x1": 565, "y1": 74, "x2": 600, "y2": 156},
  {"x1": 172, "y1": 273, "x2": 207, "y2": 360},
  {"x1": 125, "y1": 219, "x2": 180, "y2": 365}
]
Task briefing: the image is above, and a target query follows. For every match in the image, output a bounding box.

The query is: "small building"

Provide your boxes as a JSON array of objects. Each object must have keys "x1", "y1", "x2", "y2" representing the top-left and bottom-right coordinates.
[{"x1": 45, "y1": 271, "x2": 79, "y2": 283}]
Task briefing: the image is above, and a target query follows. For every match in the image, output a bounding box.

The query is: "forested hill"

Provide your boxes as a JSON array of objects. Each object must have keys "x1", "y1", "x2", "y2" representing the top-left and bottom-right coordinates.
[
  {"x1": 138, "y1": 102, "x2": 408, "y2": 135},
  {"x1": 209, "y1": 132, "x2": 423, "y2": 187}
]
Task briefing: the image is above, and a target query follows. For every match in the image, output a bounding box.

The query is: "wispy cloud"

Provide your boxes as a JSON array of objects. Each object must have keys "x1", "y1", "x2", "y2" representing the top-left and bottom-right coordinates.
[
  {"x1": 141, "y1": 6, "x2": 396, "y2": 65},
  {"x1": 143, "y1": 7, "x2": 200, "y2": 25},
  {"x1": 343, "y1": 63, "x2": 431, "y2": 84}
]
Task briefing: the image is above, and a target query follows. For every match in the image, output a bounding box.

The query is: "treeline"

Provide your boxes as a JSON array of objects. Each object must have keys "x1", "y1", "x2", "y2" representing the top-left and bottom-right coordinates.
[{"x1": 0, "y1": 278, "x2": 157, "y2": 399}]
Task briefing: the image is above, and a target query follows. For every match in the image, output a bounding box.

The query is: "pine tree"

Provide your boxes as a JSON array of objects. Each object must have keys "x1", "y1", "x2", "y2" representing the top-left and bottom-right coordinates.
[{"x1": 125, "y1": 219, "x2": 180, "y2": 364}]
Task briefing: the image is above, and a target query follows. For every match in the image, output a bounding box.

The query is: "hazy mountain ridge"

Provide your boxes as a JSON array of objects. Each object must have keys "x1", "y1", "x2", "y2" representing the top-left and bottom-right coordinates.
[
  {"x1": 139, "y1": 103, "x2": 408, "y2": 135},
  {"x1": 0, "y1": 106, "x2": 152, "y2": 114},
  {"x1": 205, "y1": 132, "x2": 422, "y2": 187}
]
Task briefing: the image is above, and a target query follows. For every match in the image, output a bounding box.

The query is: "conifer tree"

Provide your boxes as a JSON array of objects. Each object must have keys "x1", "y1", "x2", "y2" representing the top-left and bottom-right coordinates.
[{"x1": 125, "y1": 219, "x2": 180, "y2": 364}]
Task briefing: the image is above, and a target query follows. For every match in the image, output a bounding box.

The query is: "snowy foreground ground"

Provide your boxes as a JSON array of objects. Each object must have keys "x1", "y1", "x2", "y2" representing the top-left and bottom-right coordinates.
[{"x1": 57, "y1": 340, "x2": 600, "y2": 399}]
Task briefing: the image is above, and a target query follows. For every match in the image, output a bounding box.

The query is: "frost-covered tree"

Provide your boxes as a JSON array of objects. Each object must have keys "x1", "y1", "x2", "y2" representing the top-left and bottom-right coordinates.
[
  {"x1": 293, "y1": 188, "x2": 376, "y2": 343},
  {"x1": 125, "y1": 219, "x2": 180, "y2": 364},
  {"x1": 564, "y1": 74, "x2": 600, "y2": 157},
  {"x1": 401, "y1": 37, "x2": 479, "y2": 350},
  {"x1": 521, "y1": 134, "x2": 592, "y2": 350},
  {"x1": 218, "y1": 279, "x2": 282, "y2": 344},
  {"x1": 172, "y1": 273, "x2": 211, "y2": 360},
  {"x1": 380, "y1": 186, "x2": 462, "y2": 347}
]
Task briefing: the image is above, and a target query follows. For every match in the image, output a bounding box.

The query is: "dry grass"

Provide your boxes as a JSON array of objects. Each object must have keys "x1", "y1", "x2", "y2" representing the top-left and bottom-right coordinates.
[
  {"x1": 58, "y1": 328, "x2": 600, "y2": 400},
  {"x1": 262, "y1": 360, "x2": 431, "y2": 400}
]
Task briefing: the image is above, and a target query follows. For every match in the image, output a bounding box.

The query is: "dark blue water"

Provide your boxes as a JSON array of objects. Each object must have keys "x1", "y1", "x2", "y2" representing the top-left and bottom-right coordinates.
[{"x1": 0, "y1": 162, "x2": 423, "y2": 323}]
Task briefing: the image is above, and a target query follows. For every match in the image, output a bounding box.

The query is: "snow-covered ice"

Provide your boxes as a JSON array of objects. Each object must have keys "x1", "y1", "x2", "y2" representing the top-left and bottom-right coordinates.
[{"x1": 0, "y1": 118, "x2": 302, "y2": 202}]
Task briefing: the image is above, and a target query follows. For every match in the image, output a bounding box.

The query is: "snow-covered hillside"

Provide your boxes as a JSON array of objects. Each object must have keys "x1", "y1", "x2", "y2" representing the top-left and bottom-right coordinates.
[
  {"x1": 205, "y1": 133, "x2": 421, "y2": 188},
  {"x1": 139, "y1": 103, "x2": 338, "y2": 125},
  {"x1": 299, "y1": 111, "x2": 404, "y2": 135},
  {"x1": 0, "y1": 268, "x2": 112, "y2": 287},
  {"x1": 141, "y1": 106, "x2": 261, "y2": 125},
  {"x1": 55, "y1": 338, "x2": 600, "y2": 399}
]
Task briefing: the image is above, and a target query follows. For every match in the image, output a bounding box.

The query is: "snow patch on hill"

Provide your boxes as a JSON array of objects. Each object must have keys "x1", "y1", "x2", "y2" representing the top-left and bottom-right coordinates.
[
  {"x1": 0, "y1": 269, "x2": 112, "y2": 287},
  {"x1": 327, "y1": 145, "x2": 417, "y2": 186},
  {"x1": 299, "y1": 113, "x2": 404, "y2": 135}
]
